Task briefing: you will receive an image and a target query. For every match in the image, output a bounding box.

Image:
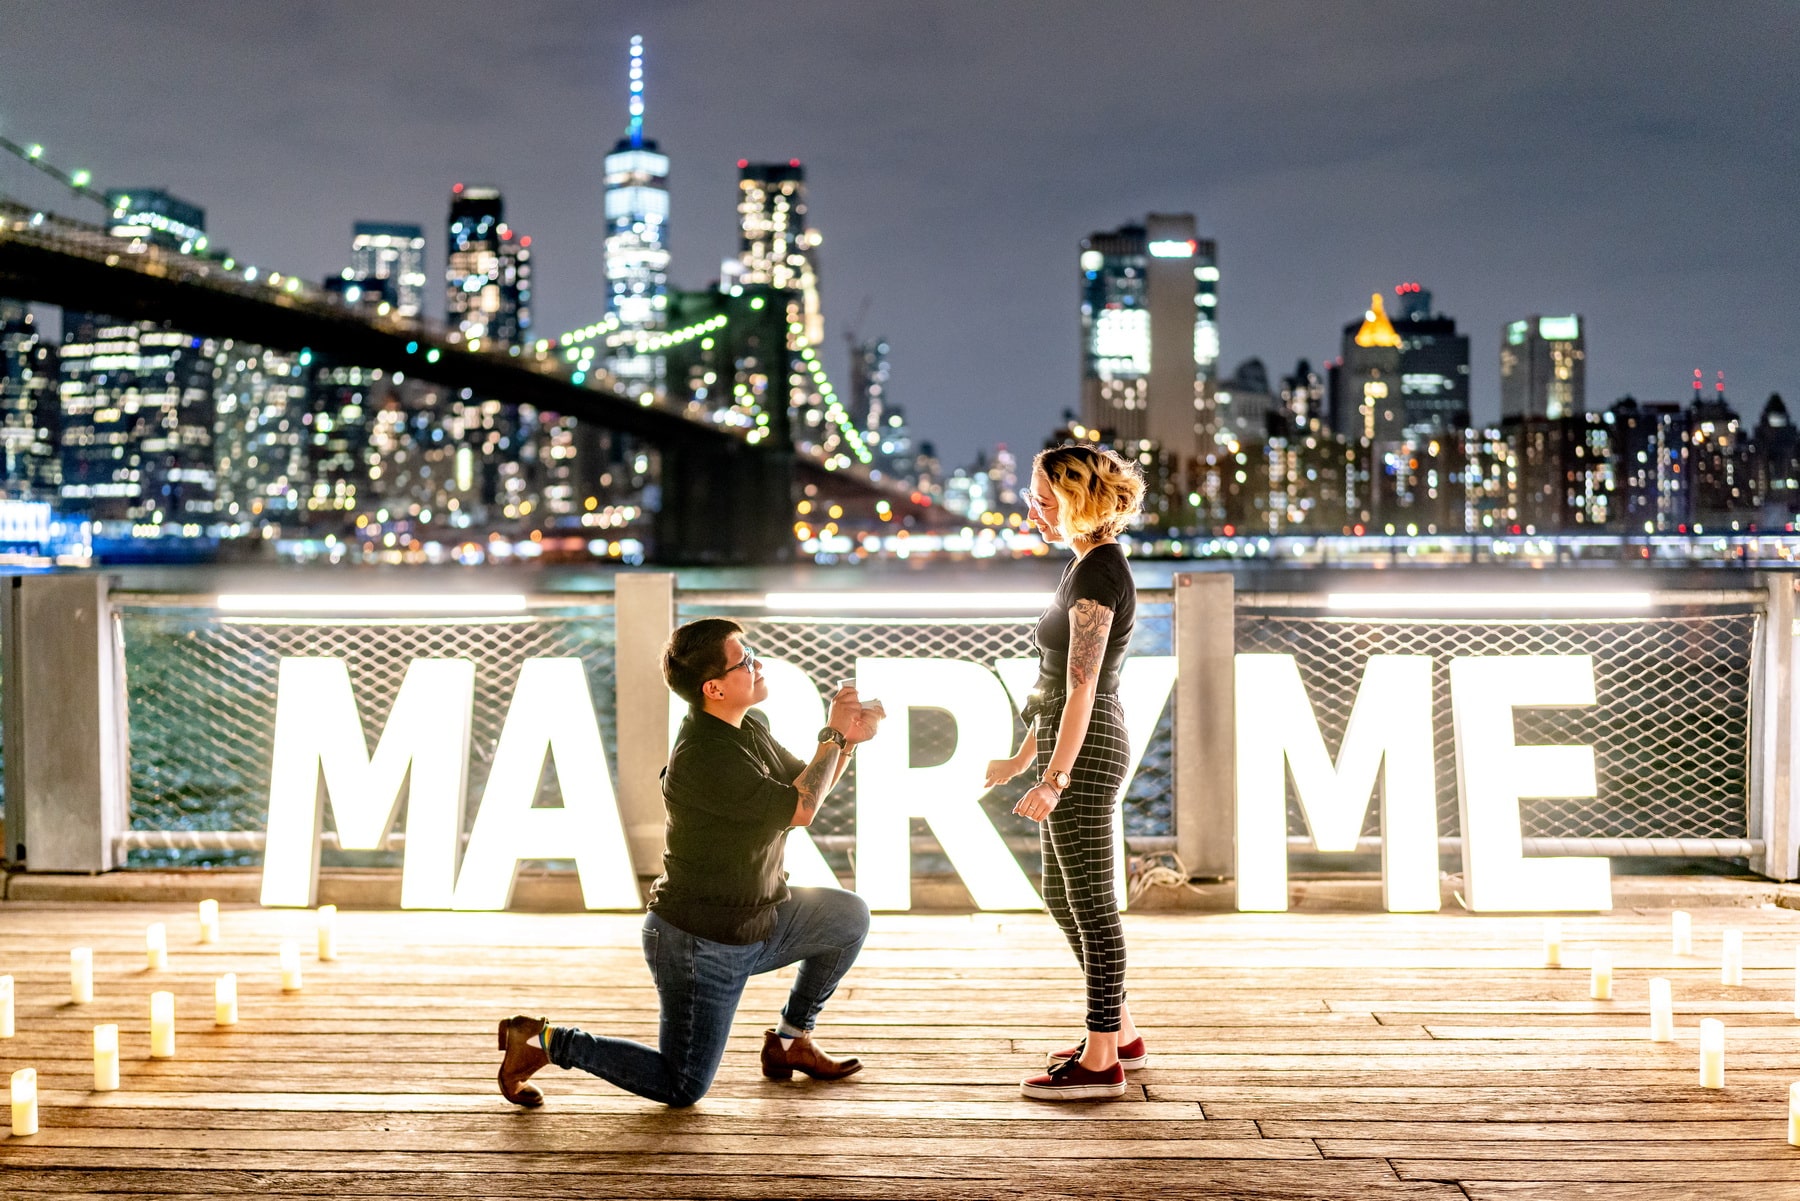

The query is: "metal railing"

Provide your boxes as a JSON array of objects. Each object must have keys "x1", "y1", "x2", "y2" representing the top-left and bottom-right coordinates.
[{"x1": 2, "y1": 572, "x2": 1794, "y2": 884}]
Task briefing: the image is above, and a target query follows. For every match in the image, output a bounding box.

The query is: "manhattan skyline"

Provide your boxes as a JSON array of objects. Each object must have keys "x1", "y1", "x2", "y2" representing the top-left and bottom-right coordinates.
[{"x1": 1, "y1": 1, "x2": 1794, "y2": 467}]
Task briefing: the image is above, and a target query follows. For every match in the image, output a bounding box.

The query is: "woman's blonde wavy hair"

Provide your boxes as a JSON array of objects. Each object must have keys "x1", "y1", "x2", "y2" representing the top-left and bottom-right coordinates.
[{"x1": 1033, "y1": 443, "x2": 1146, "y2": 541}]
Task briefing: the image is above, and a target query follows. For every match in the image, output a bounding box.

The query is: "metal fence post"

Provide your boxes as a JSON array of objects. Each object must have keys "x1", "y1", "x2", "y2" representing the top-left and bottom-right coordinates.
[
  {"x1": 1751, "y1": 573, "x2": 1799, "y2": 881},
  {"x1": 4, "y1": 574, "x2": 128, "y2": 872},
  {"x1": 1174, "y1": 572, "x2": 1234, "y2": 879},
  {"x1": 615, "y1": 572, "x2": 675, "y2": 875}
]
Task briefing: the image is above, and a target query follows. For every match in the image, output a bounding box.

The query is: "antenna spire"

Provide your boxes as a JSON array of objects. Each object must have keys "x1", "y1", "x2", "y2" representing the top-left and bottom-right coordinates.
[{"x1": 627, "y1": 35, "x2": 646, "y2": 148}]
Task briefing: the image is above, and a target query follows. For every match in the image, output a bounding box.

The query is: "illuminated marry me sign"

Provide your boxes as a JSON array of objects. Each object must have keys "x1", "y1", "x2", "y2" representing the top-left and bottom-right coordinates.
[{"x1": 259, "y1": 651, "x2": 1612, "y2": 914}]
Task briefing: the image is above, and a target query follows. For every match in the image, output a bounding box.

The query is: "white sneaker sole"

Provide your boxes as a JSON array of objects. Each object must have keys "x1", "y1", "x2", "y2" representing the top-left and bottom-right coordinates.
[{"x1": 1019, "y1": 1079, "x2": 1128, "y2": 1101}]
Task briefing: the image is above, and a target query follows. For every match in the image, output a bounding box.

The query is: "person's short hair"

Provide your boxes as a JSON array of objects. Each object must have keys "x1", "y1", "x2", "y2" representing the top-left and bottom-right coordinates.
[
  {"x1": 1034, "y1": 443, "x2": 1146, "y2": 539},
  {"x1": 661, "y1": 617, "x2": 745, "y2": 707}
]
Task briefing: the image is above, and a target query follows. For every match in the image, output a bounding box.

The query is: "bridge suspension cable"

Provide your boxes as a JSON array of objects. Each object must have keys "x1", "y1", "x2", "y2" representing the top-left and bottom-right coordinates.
[{"x1": 0, "y1": 133, "x2": 110, "y2": 210}]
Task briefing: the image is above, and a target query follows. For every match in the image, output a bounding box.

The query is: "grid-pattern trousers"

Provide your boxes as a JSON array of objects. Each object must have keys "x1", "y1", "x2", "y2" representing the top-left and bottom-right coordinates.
[{"x1": 1033, "y1": 689, "x2": 1131, "y2": 1033}]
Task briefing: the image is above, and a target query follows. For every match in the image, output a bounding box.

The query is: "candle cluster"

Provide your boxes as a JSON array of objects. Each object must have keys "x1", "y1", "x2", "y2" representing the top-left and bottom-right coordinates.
[
  {"x1": 7, "y1": 899, "x2": 342, "y2": 1136},
  {"x1": 1540, "y1": 912, "x2": 1800, "y2": 1134}
]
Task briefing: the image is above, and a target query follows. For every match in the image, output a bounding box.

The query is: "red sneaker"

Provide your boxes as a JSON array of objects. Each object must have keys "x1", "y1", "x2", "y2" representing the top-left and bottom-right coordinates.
[
  {"x1": 1020, "y1": 1057, "x2": 1127, "y2": 1101},
  {"x1": 1046, "y1": 1035, "x2": 1147, "y2": 1071}
]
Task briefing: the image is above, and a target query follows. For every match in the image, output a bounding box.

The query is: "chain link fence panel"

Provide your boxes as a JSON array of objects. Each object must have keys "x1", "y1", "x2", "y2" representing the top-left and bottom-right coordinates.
[
  {"x1": 1235, "y1": 607, "x2": 1757, "y2": 843},
  {"x1": 117, "y1": 601, "x2": 615, "y2": 868}
]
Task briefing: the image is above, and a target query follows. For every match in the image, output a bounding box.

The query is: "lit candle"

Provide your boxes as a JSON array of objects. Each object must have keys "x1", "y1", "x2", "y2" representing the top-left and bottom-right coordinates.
[
  {"x1": 145, "y1": 922, "x2": 168, "y2": 971},
  {"x1": 93, "y1": 1024, "x2": 119, "y2": 1092},
  {"x1": 1648, "y1": 976, "x2": 1675, "y2": 1042},
  {"x1": 1672, "y1": 910, "x2": 1693, "y2": 956},
  {"x1": 71, "y1": 947, "x2": 93, "y2": 1004},
  {"x1": 279, "y1": 941, "x2": 302, "y2": 992},
  {"x1": 1788, "y1": 1081, "x2": 1799, "y2": 1148},
  {"x1": 0, "y1": 975, "x2": 12, "y2": 1039},
  {"x1": 149, "y1": 991, "x2": 175, "y2": 1059},
  {"x1": 1590, "y1": 951, "x2": 1613, "y2": 1000},
  {"x1": 1720, "y1": 928, "x2": 1743, "y2": 987},
  {"x1": 10, "y1": 1067, "x2": 36, "y2": 1136},
  {"x1": 214, "y1": 973, "x2": 238, "y2": 1026},
  {"x1": 1698, "y1": 1017, "x2": 1724, "y2": 1088},
  {"x1": 316, "y1": 905, "x2": 337, "y2": 962},
  {"x1": 1542, "y1": 919, "x2": 1563, "y2": 968},
  {"x1": 198, "y1": 899, "x2": 220, "y2": 945}
]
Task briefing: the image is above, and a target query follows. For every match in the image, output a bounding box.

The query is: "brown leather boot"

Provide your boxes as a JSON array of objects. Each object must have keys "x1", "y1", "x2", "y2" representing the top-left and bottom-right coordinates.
[
  {"x1": 760, "y1": 1028, "x2": 862, "y2": 1081},
  {"x1": 497, "y1": 1015, "x2": 551, "y2": 1107}
]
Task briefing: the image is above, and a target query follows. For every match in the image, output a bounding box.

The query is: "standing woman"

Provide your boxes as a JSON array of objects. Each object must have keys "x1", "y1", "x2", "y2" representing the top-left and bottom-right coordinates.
[{"x1": 987, "y1": 443, "x2": 1146, "y2": 1100}]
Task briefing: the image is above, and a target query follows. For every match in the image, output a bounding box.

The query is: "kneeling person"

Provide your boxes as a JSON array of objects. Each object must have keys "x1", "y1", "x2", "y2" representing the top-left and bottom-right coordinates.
[{"x1": 497, "y1": 618, "x2": 878, "y2": 1108}]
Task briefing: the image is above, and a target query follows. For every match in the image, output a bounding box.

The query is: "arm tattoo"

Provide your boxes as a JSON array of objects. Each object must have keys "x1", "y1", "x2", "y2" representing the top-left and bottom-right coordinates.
[
  {"x1": 792, "y1": 743, "x2": 841, "y2": 825},
  {"x1": 1066, "y1": 598, "x2": 1114, "y2": 692}
]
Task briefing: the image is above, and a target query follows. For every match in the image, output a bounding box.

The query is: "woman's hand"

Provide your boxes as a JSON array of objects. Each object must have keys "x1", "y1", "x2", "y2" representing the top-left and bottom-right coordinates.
[
  {"x1": 984, "y1": 754, "x2": 1029, "y2": 788},
  {"x1": 1012, "y1": 783, "x2": 1062, "y2": 824}
]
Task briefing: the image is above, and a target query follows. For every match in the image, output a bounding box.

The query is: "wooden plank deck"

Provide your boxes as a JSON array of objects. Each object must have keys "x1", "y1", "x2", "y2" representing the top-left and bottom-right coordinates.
[{"x1": 2, "y1": 900, "x2": 1798, "y2": 1199}]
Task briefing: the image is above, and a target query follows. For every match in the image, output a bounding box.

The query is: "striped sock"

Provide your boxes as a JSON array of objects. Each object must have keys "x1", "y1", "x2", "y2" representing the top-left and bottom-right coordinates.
[
  {"x1": 539, "y1": 1024, "x2": 552, "y2": 1053},
  {"x1": 777, "y1": 1017, "x2": 805, "y2": 1047}
]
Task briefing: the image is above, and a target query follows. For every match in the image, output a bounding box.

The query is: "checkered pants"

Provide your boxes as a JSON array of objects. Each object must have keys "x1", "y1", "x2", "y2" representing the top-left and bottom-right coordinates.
[{"x1": 1031, "y1": 689, "x2": 1131, "y2": 1033}]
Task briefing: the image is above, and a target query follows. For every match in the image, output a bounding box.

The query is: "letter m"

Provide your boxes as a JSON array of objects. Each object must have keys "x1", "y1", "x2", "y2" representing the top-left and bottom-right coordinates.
[
  {"x1": 260, "y1": 658, "x2": 473, "y2": 909},
  {"x1": 1234, "y1": 654, "x2": 1438, "y2": 913}
]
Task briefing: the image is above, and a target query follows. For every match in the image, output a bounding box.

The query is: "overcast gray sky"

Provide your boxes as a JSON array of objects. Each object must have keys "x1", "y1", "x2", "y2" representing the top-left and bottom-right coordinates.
[{"x1": 2, "y1": 1, "x2": 1795, "y2": 465}]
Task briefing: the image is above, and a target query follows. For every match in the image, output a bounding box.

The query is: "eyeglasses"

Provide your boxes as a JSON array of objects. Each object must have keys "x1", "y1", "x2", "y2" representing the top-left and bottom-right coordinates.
[
  {"x1": 1025, "y1": 491, "x2": 1054, "y2": 512},
  {"x1": 716, "y1": 647, "x2": 759, "y2": 680}
]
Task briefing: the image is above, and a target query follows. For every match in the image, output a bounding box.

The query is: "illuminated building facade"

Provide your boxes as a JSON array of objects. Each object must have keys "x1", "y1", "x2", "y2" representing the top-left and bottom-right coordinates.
[
  {"x1": 445, "y1": 185, "x2": 531, "y2": 347},
  {"x1": 1279, "y1": 359, "x2": 1326, "y2": 435},
  {"x1": 1391, "y1": 283, "x2": 1471, "y2": 432},
  {"x1": 0, "y1": 299, "x2": 60, "y2": 499},
  {"x1": 604, "y1": 35, "x2": 672, "y2": 392},
  {"x1": 1078, "y1": 214, "x2": 1219, "y2": 455},
  {"x1": 211, "y1": 341, "x2": 308, "y2": 533},
  {"x1": 104, "y1": 189, "x2": 206, "y2": 252},
  {"x1": 58, "y1": 315, "x2": 218, "y2": 528},
  {"x1": 850, "y1": 337, "x2": 890, "y2": 432},
  {"x1": 1332, "y1": 292, "x2": 1404, "y2": 443},
  {"x1": 1501, "y1": 314, "x2": 1586, "y2": 419},
  {"x1": 735, "y1": 161, "x2": 823, "y2": 347},
  {"x1": 350, "y1": 223, "x2": 427, "y2": 318}
]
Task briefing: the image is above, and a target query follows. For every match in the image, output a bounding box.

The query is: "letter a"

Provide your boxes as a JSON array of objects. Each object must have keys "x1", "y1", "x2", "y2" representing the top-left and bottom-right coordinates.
[{"x1": 453, "y1": 658, "x2": 638, "y2": 910}]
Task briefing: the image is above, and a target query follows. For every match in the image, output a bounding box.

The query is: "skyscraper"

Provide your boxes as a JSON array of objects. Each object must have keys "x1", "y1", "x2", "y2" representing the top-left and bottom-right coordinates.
[
  {"x1": 211, "y1": 341, "x2": 308, "y2": 533},
  {"x1": 1501, "y1": 314, "x2": 1586, "y2": 419},
  {"x1": 63, "y1": 189, "x2": 217, "y2": 530},
  {"x1": 603, "y1": 35, "x2": 671, "y2": 391},
  {"x1": 0, "y1": 299, "x2": 59, "y2": 500},
  {"x1": 1332, "y1": 292, "x2": 1403, "y2": 442},
  {"x1": 1078, "y1": 214, "x2": 1219, "y2": 454},
  {"x1": 849, "y1": 337, "x2": 890, "y2": 432},
  {"x1": 735, "y1": 161, "x2": 823, "y2": 347},
  {"x1": 1391, "y1": 283, "x2": 1471, "y2": 432},
  {"x1": 445, "y1": 185, "x2": 530, "y2": 348},
  {"x1": 350, "y1": 223, "x2": 427, "y2": 318},
  {"x1": 58, "y1": 315, "x2": 217, "y2": 527}
]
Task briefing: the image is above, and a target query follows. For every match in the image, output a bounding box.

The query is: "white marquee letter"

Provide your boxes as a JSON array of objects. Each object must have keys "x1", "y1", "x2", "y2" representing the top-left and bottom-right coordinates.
[
  {"x1": 454, "y1": 659, "x2": 638, "y2": 911},
  {"x1": 667, "y1": 656, "x2": 840, "y2": 888},
  {"x1": 853, "y1": 658, "x2": 1041, "y2": 910},
  {"x1": 261, "y1": 658, "x2": 473, "y2": 909},
  {"x1": 1234, "y1": 654, "x2": 1439, "y2": 913},
  {"x1": 1451, "y1": 656, "x2": 1612, "y2": 912}
]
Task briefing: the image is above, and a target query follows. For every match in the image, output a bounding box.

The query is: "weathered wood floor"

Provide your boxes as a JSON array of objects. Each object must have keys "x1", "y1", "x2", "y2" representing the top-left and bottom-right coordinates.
[{"x1": 2, "y1": 900, "x2": 1798, "y2": 1199}]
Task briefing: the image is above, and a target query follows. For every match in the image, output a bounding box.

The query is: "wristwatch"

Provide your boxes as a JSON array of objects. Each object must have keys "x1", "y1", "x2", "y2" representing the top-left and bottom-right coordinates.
[
  {"x1": 816, "y1": 726, "x2": 849, "y2": 751},
  {"x1": 1041, "y1": 767, "x2": 1070, "y2": 793}
]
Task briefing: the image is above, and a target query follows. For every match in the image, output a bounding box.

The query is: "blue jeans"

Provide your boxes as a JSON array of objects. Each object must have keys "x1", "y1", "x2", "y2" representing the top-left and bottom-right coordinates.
[{"x1": 547, "y1": 887, "x2": 870, "y2": 1107}]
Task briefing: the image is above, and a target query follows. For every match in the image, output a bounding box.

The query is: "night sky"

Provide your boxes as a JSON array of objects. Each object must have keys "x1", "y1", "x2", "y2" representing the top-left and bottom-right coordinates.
[{"x1": 2, "y1": 1, "x2": 1795, "y2": 466}]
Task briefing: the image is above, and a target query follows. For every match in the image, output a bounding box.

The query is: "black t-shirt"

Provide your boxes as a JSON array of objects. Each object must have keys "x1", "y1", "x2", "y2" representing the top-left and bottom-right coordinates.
[
  {"x1": 1033, "y1": 542, "x2": 1136, "y2": 693},
  {"x1": 647, "y1": 709, "x2": 805, "y2": 945}
]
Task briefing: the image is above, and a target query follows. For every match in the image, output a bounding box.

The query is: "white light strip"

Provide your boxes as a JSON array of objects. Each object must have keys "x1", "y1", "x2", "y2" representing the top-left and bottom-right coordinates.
[
  {"x1": 216, "y1": 594, "x2": 529, "y2": 615},
  {"x1": 1325, "y1": 592, "x2": 1655, "y2": 613},
  {"x1": 762, "y1": 592, "x2": 1054, "y2": 612}
]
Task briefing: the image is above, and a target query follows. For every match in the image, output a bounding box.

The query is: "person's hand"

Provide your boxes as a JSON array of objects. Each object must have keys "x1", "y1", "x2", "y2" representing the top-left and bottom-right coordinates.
[
  {"x1": 827, "y1": 686, "x2": 861, "y2": 736},
  {"x1": 984, "y1": 756, "x2": 1026, "y2": 788},
  {"x1": 1013, "y1": 783, "x2": 1061, "y2": 824},
  {"x1": 844, "y1": 703, "x2": 884, "y2": 744}
]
